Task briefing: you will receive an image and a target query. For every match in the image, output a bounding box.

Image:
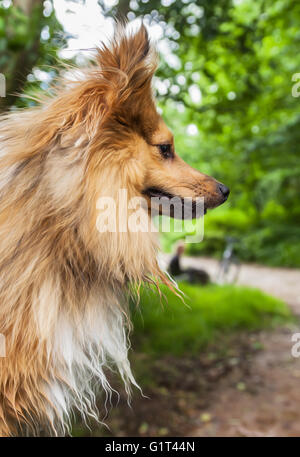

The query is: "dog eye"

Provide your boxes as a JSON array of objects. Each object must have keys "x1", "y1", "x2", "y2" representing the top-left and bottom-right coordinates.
[{"x1": 158, "y1": 144, "x2": 173, "y2": 159}]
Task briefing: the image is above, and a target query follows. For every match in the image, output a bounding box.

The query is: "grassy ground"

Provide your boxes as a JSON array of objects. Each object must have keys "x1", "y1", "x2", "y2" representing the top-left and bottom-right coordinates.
[
  {"x1": 131, "y1": 282, "x2": 292, "y2": 357},
  {"x1": 73, "y1": 283, "x2": 293, "y2": 436}
]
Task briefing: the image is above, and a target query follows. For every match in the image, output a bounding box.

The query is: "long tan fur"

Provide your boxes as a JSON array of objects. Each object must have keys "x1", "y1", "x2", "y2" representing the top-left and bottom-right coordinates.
[
  {"x1": 0, "y1": 23, "x2": 228, "y2": 436},
  {"x1": 0, "y1": 24, "x2": 163, "y2": 436}
]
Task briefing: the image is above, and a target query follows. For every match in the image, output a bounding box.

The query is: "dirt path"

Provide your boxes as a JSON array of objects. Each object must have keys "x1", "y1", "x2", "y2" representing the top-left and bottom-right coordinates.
[
  {"x1": 187, "y1": 328, "x2": 300, "y2": 437},
  {"x1": 160, "y1": 255, "x2": 300, "y2": 436},
  {"x1": 176, "y1": 257, "x2": 300, "y2": 436}
]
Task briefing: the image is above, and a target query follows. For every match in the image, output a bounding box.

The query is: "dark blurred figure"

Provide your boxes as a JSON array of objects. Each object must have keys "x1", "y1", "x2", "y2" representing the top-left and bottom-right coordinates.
[
  {"x1": 169, "y1": 242, "x2": 210, "y2": 285},
  {"x1": 169, "y1": 243, "x2": 185, "y2": 277}
]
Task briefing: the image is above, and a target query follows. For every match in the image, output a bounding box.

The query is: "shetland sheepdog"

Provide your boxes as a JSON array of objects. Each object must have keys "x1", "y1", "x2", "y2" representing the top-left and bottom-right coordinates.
[{"x1": 0, "y1": 23, "x2": 229, "y2": 436}]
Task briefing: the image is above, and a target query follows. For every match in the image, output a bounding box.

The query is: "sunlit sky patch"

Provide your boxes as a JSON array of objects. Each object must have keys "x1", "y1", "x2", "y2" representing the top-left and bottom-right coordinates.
[
  {"x1": 53, "y1": 0, "x2": 165, "y2": 57},
  {"x1": 50, "y1": 0, "x2": 201, "y2": 129}
]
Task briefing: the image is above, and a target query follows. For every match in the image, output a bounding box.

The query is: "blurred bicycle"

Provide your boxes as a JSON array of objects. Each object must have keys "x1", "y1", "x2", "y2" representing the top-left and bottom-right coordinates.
[{"x1": 217, "y1": 236, "x2": 241, "y2": 284}]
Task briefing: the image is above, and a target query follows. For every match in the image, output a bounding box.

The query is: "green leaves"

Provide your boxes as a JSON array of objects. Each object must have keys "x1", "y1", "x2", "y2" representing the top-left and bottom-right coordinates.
[
  {"x1": 0, "y1": 0, "x2": 65, "y2": 110},
  {"x1": 1, "y1": 0, "x2": 299, "y2": 266}
]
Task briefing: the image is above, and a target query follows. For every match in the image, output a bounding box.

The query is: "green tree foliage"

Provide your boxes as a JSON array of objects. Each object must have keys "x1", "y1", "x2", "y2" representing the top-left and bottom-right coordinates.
[
  {"x1": 0, "y1": 0, "x2": 65, "y2": 110},
  {"x1": 105, "y1": 0, "x2": 300, "y2": 267},
  {"x1": 1, "y1": 0, "x2": 299, "y2": 266}
]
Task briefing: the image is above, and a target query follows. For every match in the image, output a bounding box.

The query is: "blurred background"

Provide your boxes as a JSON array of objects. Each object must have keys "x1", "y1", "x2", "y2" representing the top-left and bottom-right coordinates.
[{"x1": 1, "y1": 0, "x2": 300, "y2": 437}]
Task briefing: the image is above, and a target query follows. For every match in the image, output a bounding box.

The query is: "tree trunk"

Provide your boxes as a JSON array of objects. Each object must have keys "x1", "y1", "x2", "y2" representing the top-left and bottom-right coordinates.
[
  {"x1": 116, "y1": 0, "x2": 130, "y2": 20},
  {"x1": 14, "y1": 0, "x2": 38, "y2": 15},
  {"x1": 0, "y1": 0, "x2": 44, "y2": 111}
]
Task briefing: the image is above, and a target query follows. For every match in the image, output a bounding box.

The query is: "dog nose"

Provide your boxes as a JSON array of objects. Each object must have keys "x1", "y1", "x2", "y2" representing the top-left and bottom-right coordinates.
[{"x1": 218, "y1": 183, "x2": 230, "y2": 201}]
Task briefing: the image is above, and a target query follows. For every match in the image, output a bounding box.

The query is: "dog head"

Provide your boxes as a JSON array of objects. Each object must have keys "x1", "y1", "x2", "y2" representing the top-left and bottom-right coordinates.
[{"x1": 92, "y1": 24, "x2": 229, "y2": 219}]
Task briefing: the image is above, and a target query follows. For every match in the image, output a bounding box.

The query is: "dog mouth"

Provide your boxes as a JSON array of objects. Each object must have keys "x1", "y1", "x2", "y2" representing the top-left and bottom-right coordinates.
[
  {"x1": 143, "y1": 186, "x2": 176, "y2": 201},
  {"x1": 142, "y1": 186, "x2": 207, "y2": 219}
]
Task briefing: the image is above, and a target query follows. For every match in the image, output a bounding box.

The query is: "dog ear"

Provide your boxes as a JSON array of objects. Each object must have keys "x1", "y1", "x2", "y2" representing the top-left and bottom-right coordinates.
[{"x1": 96, "y1": 24, "x2": 157, "y2": 109}]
